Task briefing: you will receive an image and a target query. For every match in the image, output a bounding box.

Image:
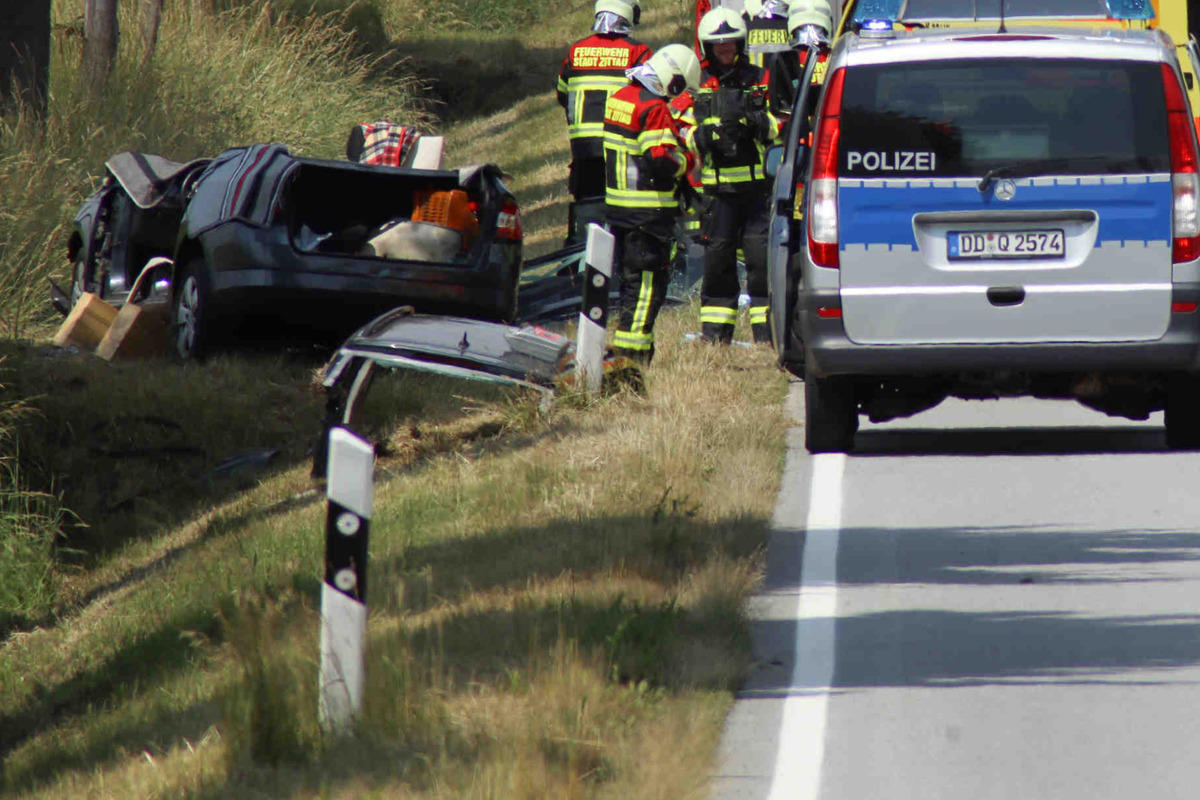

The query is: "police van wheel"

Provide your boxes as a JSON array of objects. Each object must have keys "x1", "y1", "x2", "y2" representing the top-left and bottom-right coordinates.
[
  {"x1": 804, "y1": 365, "x2": 858, "y2": 453},
  {"x1": 1165, "y1": 373, "x2": 1200, "y2": 450}
]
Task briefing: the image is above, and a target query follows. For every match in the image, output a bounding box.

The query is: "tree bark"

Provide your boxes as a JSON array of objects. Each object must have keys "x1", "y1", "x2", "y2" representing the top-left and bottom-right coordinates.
[
  {"x1": 0, "y1": 1, "x2": 52, "y2": 115},
  {"x1": 141, "y1": 0, "x2": 164, "y2": 67},
  {"x1": 84, "y1": 0, "x2": 120, "y2": 96}
]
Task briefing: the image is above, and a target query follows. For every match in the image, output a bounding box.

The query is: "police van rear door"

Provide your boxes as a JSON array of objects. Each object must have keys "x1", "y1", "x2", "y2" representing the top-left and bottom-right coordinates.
[{"x1": 833, "y1": 52, "x2": 1175, "y2": 345}]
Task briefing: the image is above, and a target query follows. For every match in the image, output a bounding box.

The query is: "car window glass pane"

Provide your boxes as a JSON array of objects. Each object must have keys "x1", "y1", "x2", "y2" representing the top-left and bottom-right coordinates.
[{"x1": 837, "y1": 58, "x2": 1170, "y2": 177}]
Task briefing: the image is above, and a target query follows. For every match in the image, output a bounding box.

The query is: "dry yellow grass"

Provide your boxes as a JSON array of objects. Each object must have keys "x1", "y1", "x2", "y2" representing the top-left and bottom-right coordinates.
[{"x1": 0, "y1": 1, "x2": 791, "y2": 797}]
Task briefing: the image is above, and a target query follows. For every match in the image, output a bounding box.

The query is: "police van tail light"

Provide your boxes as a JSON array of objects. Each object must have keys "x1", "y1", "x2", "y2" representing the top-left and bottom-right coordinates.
[
  {"x1": 808, "y1": 67, "x2": 845, "y2": 268},
  {"x1": 1163, "y1": 64, "x2": 1200, "y2": 262},
  {"x1": 497, "y1": 199, "x2": 523, "y2": 242}
]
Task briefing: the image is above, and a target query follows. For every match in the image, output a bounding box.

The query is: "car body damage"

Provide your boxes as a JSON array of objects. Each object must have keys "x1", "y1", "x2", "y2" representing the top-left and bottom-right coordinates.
[
  {"x1": 312, "y1": 307, "x2": 575, "y2": 477},
  {"x1": 60, "y1": 145, "x2": 523, "y2": 360}
]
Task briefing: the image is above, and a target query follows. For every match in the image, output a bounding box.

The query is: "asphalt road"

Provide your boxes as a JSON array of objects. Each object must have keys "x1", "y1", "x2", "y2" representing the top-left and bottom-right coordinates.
[{"x1": 711, "y1": 381, "x2": 1200, "y2": 800}]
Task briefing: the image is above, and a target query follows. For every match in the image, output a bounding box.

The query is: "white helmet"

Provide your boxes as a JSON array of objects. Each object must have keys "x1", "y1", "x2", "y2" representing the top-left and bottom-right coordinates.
[
  {"x1": 698, "y1": 7, "x2": 748, "y2": 63},
  {"x1": 595, "y1": 0, "x2": 641, "y2": 25},
  {"x1": 745, "y1": 0, "x2": 789, "y2": 17},
  {"x1": 788, "y1": 0, "x2": 833, "y2": 38},
  {"x1": 647, "y1": 43, "x2": 702, "y2": 97}
]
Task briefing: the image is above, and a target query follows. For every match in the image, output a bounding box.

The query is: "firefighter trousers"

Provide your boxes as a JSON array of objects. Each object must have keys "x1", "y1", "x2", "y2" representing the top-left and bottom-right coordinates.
[
  {"x1": 612, "y1": 222, "x2": 673, "y2": 365},
  {"x1": 700, "y1": 189, "x2": 771, "y2": 344}
]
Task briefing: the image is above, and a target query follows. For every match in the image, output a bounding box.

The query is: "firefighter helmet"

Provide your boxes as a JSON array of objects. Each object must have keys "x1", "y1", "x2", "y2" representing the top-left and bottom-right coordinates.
[
  {"x1": 788, "y1": 0, "x2": 833, "y2": 40},
  {"x1": 647, "y1": 43, "x2": 702, "y2": 97},
  {"x1": 745, "y1": 0, "x2": 790, "y2": 17},
  {"x1": 698, "y1": 7, "x2": 748, "y2": 64},
  {"x1": 595, "y1": 0, "x2": 641, "y2": 25}
]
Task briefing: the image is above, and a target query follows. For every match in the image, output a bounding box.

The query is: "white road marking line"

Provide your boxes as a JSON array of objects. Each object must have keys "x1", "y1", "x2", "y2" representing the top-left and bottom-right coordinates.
[{"x1": 767, "y1": 452, "x2": 845, "y2": 800}]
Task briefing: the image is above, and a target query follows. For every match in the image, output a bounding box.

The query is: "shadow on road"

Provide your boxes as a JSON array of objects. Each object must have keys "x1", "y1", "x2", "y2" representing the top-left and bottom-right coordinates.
[
  {"x1": 742, "y1": 524, "x2": 1200, "y2": 696},
  {"x1": 853, "y1": 425, "x2": 1168, "y2": 457}
]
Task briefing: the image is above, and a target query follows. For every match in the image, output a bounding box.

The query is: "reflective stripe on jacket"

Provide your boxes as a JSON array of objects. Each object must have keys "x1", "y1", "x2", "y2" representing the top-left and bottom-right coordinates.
[
  {"x1": 604, "y1": 84, "x2": 688, "y2": 213},
  {"x1": 557, "y1": 34, "x2": 652, "y2": 161}
]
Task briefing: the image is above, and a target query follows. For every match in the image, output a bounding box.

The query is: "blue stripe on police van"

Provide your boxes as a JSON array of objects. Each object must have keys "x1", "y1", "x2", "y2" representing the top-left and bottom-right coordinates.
[{"x1": 838, "y1": 174, "x2": 1172, "y2": 251}]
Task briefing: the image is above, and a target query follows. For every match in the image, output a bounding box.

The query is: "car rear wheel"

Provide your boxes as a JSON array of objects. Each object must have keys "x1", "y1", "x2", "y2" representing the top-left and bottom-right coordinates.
[
  {"x1": 1165, "y1": 373, "x2": 1200, "y2": 449},
  {"x1": 172, "y1": 258, "x2": 214, "y2": 362},
  {"x1": 804, "y1": 362, "x2": 858, "y2": 453}
]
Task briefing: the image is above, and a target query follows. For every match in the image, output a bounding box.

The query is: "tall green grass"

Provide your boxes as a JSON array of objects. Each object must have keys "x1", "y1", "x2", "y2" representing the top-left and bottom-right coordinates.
[
  {"x1": 0, "y1": 384, "x2": 67, "y2": 631},
  {"x1": 0, "y1": 0, "x2": 428, "y2": 629}
]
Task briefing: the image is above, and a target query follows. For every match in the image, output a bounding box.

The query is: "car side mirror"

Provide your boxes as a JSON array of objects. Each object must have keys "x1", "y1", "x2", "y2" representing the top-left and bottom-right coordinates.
[{"x1": 764, "y1": 144, "x2": 784, "y2": 178}]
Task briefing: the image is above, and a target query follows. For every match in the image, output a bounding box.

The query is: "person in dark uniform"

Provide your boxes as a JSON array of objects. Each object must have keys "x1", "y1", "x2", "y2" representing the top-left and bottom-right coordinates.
[{"x1": 676, "y1": 7, "x2": 781, "y2": 344}]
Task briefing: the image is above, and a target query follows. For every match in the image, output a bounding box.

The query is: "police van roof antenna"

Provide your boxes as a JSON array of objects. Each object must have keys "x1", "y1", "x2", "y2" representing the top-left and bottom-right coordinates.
[{"x1": 998, "y1": 0, "x2": 1007, "y2": 33}]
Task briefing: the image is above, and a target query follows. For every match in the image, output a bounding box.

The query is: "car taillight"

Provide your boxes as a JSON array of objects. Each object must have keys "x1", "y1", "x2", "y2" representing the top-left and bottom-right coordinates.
[
  {"x1": 497, "y1": 200, "x2": 523, "y2": 242},
  {"x1": 1163, "y1": 64, "x2": 1200, "y2": 263},
  {"x1": 808, "y1": 68, "x2": 844, "y2": 268}
]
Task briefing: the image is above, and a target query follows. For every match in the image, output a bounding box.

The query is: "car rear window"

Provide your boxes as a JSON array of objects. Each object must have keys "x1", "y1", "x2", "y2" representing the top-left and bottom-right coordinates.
[{"x1": 837, "y1": 58, "x2": 1170, "y2": 178}]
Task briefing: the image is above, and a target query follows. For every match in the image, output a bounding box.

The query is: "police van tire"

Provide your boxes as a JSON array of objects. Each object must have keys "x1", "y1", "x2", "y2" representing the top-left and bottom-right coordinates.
[
  {"x1": 804, "y1": 365, "x2": 858, "y2": 453},
  {"x1": 1165, "y1": 373, "x2": 1200, "y2": 450}
]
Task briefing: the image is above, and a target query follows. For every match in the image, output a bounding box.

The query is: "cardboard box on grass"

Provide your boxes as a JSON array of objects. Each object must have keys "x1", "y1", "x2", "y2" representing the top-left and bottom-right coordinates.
[
  {"x1": 53, "y1": 292, "x2": 118, "y2": 350},
  {"x1": 55, "y1": 258, "x2": 173, "y2": 360},
  {"x1": 96, "y1": 301, "x2": 169, "y2": 361}
]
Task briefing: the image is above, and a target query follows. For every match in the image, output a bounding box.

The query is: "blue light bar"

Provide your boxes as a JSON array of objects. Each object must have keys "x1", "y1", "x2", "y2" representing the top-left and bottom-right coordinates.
[
  {"x1": 852, "y1": 0, "x2": 903, "y2": 22},
  {"x1": 850, "y1": 0, "x2": 1153, "y2": 24},
  {"x1": 1106, "y1": 0, "x2": 1153, "y2": 20}
]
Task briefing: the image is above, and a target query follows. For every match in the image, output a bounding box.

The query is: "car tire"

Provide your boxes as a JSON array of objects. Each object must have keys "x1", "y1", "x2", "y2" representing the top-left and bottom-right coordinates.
[
  {"x1": 171, "y1": 258, "x2": 214, "y2": 362},
  {"x1": 1165, "y1": 372, "x2": 1200, "y2": 449},
  {"x1": 804, "y1": 362, "x2": 858, "y2": 453}
]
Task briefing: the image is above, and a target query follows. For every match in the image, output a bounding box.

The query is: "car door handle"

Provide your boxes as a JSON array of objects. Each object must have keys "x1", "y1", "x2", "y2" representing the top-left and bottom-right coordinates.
[{"x1": 986, "y1": 286, "x2": 1025, "y2": 306}]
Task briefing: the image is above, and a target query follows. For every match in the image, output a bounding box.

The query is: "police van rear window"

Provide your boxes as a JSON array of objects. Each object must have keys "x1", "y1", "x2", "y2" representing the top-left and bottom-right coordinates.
[{"x1": 837, "y1": 58, "x2": 1169, "y2": 178}]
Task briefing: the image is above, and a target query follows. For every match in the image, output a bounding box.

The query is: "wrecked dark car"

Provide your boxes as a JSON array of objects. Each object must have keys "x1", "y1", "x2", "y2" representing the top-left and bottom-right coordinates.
[{"x1": 64, "y1": 146, "x2": 523, "y2": 359}]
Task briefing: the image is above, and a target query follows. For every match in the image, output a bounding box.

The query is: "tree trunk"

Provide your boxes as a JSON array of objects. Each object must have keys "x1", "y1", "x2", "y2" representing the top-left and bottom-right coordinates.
[
  {"x1": 84, "y1": 0, "x2": 120, "y2": 96},
  {"x1": 0, "y1": 1, "x2": 51, "y2": 115},
  {"x1": 141, "y1": 0, "x2": 164, "y2": 67}
]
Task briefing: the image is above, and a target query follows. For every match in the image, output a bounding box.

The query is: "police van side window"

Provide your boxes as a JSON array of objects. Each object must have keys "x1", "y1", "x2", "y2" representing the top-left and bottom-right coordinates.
[{"x1": 837, "y1": 59, "x2": 1170, "y2": 178}]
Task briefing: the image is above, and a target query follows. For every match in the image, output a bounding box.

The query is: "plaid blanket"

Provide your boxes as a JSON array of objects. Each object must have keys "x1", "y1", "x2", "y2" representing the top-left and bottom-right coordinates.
[{"x1": 345, "y1": 122, "x2": 422, "y2": 167}]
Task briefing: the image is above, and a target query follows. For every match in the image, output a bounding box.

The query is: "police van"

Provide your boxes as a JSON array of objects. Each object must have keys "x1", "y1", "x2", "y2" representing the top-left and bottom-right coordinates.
[{"x1": 777, "y1": 25, "x2": 1200, "y2": 452}]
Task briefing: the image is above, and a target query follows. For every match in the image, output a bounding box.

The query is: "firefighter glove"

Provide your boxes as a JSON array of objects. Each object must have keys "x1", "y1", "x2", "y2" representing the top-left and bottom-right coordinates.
[
  {"x1": 648, "y1": 153, "x2": 682, "y2": 189},
  {"x1": 746, "y1": 109, "x2": 772, "y2": 142},
  {"x1": 694, "y1": 123, "x2": 719, "y2": 156}
]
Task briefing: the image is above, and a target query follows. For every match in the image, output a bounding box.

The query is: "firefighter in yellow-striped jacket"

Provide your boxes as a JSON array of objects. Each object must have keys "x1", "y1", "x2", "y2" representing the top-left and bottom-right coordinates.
[
  {"x1": 557, "y1": 0, "x2": 652, "y2": 204},
  {"x1": 675, "y1": 7, "x2": 781, "y2": 344},
  {"x1": 604, "y1": 44, "x2": 702, "y2": 364}
]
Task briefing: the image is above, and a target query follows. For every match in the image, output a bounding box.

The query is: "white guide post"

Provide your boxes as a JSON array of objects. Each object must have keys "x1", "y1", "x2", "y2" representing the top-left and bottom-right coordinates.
[
  {"x1": 319, "y1": 427, "x2": 374, "y2": 731},
  {"x1": 576, "y1": 223, "x2": 615, "y2": 395}
]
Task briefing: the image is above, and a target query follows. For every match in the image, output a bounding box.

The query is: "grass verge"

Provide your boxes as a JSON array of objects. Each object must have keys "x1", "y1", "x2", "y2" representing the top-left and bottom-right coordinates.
[{"x1": 0, "y1": 1, "x2": 791, "y2": 796}]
